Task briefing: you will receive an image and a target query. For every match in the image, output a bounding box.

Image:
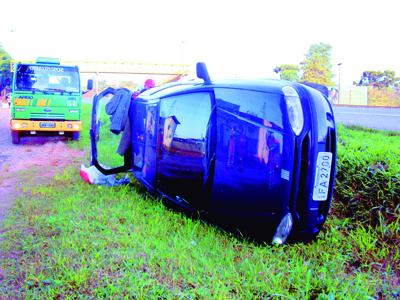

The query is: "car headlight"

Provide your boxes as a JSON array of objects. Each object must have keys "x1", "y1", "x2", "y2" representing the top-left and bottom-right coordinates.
[
  {"x1": 283, "y1": 86, "x2": 304, "y2": 136},
  {"x1": 272, "y1": 212, "x2": 293, "y2": 245}
]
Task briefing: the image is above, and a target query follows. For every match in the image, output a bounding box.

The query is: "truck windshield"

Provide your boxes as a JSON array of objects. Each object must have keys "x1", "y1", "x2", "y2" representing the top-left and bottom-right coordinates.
[{"x1": 15, "y1": 64, "x2": 80, "y2": 93}]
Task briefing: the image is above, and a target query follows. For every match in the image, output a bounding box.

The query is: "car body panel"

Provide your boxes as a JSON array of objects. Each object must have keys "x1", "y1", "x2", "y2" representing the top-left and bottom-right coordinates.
[{"x1": 90, "y1": 75, "x2": 337, "y2": 242}]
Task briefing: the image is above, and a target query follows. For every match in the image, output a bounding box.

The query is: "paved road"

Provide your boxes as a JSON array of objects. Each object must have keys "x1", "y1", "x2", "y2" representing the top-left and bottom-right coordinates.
[{"x1": 333, "y1": 105, "x2": 400, "y2": 131}]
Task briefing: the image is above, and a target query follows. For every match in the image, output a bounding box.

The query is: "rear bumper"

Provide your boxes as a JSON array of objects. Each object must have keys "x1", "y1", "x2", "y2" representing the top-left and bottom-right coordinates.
[{"x1": 10, "y1": 120, "x2": 81, "y2": 132}]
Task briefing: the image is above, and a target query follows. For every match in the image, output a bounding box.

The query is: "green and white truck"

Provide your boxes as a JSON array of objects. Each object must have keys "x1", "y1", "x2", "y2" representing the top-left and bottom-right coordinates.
[{"x1": 10, "y1": 57, "x2": 85, "y2": 144}]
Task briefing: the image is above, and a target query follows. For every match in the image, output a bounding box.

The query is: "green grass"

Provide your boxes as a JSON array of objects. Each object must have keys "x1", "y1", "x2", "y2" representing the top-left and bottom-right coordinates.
[
  {"x1": 0, "y1": 105, "x2": 399, "y2": 298},
  {"x1": 334, "y1": 124, "x2": 400, "y2": 231},
  {"x1": 2, "y1": 169, "x2": 396, "y2": 298}
]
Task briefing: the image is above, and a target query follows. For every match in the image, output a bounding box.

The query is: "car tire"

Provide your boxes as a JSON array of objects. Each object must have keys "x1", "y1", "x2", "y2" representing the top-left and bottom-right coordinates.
[
  {"x1": 71, "y1": 131, "x2": 80, "y2": 141},
  {"x1": 11, "y1": 131, "x2": 20, "y2": 144}
]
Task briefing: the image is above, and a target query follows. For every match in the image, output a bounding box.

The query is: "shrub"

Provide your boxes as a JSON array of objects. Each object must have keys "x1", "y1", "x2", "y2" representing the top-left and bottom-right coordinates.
[{"x1": 368, "y1": 86, "x2": 400, "y2": 107}]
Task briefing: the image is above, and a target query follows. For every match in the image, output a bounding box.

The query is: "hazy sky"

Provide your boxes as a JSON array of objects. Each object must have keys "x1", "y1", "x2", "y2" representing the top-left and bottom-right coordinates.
[{"x1": 1, "y1": 0, "x2": 399, "y2": 85}]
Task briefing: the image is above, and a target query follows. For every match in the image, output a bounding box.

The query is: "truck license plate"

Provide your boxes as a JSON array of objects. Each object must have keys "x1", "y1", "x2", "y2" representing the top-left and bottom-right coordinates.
[
  {"x1": 312, "y1": 152, "x2": 333, "y2": 201},
  {"x1": 39, "y1": 121, "x2": 56, "y2": 128}
]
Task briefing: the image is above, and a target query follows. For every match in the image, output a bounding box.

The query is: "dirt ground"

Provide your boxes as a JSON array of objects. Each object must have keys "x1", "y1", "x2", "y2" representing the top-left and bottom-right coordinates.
[{"x1": 0, "y1": 106, "x2": 85, "y2": 227}]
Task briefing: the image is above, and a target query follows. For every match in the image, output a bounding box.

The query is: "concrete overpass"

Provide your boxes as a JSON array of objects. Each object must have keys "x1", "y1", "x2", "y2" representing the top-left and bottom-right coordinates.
[
  {"x1": 11, "y1": 59, "x2": 191, "y2": 92},
  {"x1": 11, "y1": 60, "x2": 189, "y2": 76},
  {"x1": 61, "y1": 61, "x2": 190, "y2": 76}
]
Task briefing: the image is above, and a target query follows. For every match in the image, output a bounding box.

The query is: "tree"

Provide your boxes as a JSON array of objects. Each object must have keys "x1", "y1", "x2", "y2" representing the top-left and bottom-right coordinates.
[
  {"x1": 0, "y1": 45, "x2": 13, "y2": 93},
  {"x1": 300, "y1": 42, "x2": 334, "y2": 86},
  {"x1": 358, "y1": 70, "x2": 399, "y2": 88},
  {"x1": 117, "y1": 80, "x2": 139, "y2": 90},
  {"x1": 273, "y1": 64, "x2": 299, "y2": 82}
]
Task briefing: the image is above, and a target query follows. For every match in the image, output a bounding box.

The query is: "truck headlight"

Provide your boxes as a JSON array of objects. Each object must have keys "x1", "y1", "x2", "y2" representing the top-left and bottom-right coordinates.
[{"x1": 283, "y1": 86, "x2": 303, "y2": 136}]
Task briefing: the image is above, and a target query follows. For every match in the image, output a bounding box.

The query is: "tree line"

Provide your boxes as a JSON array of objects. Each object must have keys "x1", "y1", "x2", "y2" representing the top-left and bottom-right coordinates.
[
  {"x1": 0, "y1": 45, "x2": 13, "y2": 94},
  {"x1": 274, "y1": 42, "x2": 335, "y2": 86},
  {"x1": 274, "y1": 42, "x2": 400, "y2": 89}
]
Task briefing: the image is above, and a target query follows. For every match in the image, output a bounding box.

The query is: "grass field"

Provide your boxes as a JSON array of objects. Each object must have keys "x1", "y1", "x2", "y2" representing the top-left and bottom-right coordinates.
[{"x1": 0, "y1": 104, "x2": 399, "y2": 299}]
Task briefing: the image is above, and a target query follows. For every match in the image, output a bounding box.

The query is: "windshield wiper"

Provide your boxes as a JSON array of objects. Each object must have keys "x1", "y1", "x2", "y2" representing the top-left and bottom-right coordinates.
[
  {"x1": 48, "y1": 88, "x2": 74, "y2": 95},
  {"x1": 30, "y1": 88, "x2": 51, "y2": 94},
  {"x1": 48, "y1": 88, "x2": 65, "y2": 93}
]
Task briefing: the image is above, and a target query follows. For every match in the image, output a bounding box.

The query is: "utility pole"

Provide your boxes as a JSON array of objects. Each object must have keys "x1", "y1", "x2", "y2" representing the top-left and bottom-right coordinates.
[{"x1": 337, "y1": 63, "x2": 342, "y2": 104}]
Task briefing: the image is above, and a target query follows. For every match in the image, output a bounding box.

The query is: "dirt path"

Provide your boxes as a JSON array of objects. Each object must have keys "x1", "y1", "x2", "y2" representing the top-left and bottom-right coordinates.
[{"x1": 0, "y1": 106, "x2": 85, "y2": 227}]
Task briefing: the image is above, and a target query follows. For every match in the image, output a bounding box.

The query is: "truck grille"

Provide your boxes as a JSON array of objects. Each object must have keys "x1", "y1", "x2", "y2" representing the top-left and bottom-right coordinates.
[{"x1": 30, "y1": 113, "x2": 65, "y2": 120}]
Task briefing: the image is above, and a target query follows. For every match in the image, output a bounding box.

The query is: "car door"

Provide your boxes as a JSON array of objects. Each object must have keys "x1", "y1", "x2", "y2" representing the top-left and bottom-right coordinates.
[
  {"x1": 156, "y1": 91, "x2": 213, "y2": 209},
  {"x1": 90, "y1": 87, "x2": 133, "y2": 175},
  {"x1": 211, "y1": 88, "x2": 292, "y2": 214}
]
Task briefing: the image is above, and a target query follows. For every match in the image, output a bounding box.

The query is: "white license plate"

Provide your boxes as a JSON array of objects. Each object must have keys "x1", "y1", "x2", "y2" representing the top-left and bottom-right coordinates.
[
  {"x1": 312, "y1": 152, "x2": 333, "y2": 201},
  {"x1": 40, "y1": 121, "x2": 56, "y2": 128}
]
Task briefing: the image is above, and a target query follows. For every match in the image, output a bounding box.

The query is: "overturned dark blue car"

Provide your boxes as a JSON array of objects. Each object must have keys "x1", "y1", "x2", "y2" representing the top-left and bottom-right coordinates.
[{"x1": 89, "y1": 63, "x2": 337, "y2": 244}]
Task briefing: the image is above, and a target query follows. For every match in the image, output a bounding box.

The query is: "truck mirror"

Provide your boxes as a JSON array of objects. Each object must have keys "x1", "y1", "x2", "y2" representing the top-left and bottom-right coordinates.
[{"x1": 87, "y1": 79, "x2": 94, "y2": 91}]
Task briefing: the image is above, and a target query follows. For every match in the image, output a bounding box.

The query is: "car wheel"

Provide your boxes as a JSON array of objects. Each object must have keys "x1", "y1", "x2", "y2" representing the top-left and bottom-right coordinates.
[
  {"x1": 11, "y1": 131, "x2": 20, "y2": 144},
  {"x1": 71, "y1": 131, "x2": 80, "y2": 141}
]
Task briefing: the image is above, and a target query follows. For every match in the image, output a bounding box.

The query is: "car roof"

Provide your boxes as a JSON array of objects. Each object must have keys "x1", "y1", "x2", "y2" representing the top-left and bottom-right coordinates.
[{"x1": 140, "y1": 78, "x2": 293, "y2": 100}]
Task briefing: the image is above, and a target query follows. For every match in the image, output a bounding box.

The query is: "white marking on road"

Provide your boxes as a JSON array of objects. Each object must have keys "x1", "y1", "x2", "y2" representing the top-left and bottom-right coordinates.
[{"x1": 335, "y1": 112, "x2": 400, "y2": 117}]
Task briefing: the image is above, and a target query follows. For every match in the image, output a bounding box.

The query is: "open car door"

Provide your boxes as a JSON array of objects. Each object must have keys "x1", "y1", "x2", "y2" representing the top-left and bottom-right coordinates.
[{"x1": 90, "y1": 87, "x2": 133, "y2": 175}]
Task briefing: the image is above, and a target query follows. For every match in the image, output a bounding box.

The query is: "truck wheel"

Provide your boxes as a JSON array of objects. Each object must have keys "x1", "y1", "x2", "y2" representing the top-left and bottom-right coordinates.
[
  {"x1": 11, "y1": 131, "x2": 20, "y2": 144},
  {"x1": 71, "y1": 132, "x2": 80, "y2": 141}
]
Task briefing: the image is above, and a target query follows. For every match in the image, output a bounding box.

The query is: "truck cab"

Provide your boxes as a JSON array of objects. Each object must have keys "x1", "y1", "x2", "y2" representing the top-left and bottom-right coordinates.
[{"x1": 10, "y1": 57, "x2": 83, "y2": 144}]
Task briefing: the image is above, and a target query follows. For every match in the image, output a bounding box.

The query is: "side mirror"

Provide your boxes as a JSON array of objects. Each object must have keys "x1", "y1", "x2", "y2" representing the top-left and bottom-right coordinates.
[
  {"x1": 87, "y1": 79, "x2": 94, "y2": 91},
  {"x1": 196, "y1": 62, "x2": 211, "y2": 85}
]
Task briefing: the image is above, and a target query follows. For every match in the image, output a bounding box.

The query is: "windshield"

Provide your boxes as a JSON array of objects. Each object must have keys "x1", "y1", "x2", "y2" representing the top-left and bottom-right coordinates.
[{"x1": 15, "y1": 64, "x2": 81, "y2": 93}]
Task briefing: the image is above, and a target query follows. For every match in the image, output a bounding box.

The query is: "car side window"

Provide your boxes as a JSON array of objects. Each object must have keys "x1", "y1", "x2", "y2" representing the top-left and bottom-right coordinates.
[{"x1": 160, "y1": 92, "x2": 211, "y2": 144}]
